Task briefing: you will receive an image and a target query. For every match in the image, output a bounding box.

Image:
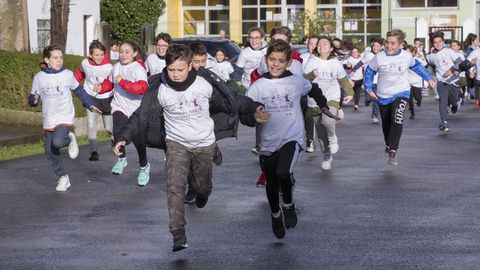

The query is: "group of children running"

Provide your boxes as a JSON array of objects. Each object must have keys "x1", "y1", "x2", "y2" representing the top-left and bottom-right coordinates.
[{"x1": 29, "y1": 25, "x2": 476, "y2": 252}]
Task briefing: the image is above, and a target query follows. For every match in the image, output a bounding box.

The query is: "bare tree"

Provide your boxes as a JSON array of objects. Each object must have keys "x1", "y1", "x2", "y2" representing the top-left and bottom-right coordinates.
[{"x1": 50, "y1": 0, "x2": 70, "y2": 48}]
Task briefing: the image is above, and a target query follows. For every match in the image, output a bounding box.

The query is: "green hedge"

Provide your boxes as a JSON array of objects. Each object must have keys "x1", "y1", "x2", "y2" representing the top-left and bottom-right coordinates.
[{"x1": 0, "y1": 50, "x2": 88, "y2": 117}]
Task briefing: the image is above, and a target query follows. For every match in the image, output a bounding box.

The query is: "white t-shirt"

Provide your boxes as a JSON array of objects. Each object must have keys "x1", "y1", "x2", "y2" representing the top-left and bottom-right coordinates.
[
  {"x1": 236, "y1": 46, "x2": 267, "y2": 88},
  {"x1": 454, "y1": 51, "x2": 465, "y2": 78},
  {"x1": 31, "y1": 70, "x2": 79, "y2": 129},
  {"x1": 408, "y1": 57, "x2": 427, "y2": 88},
  {"x1": 303, "y1": 56, "x2": 345, "y2": 102},
  {"x1": 347, "y1": 56, "x2": 363, "y2": 80},
  {"x1": 145, "y1": 54, "x2": 166, "y2": 76},
  {"x1": 466, "y1": 48, "x2": 480, "y2": 80},
  {"x1": 110, "y1": 61, "x2": 148, "y2": 117},
  {"x1": 368, "y1": 50, "x2": 416, "y2": 99},
  {"x1": 210, "y1": 61, "x2": 234, "y2": 81},
  {"x1": 246, "y1": 74, "x2": 312, "y2": 153},
  {"x1": 362, "y1": 51, "x2": 378, "y2": 84},
  {"x1": 158, "y1": 76, "x2": 215, "y2": 148},
  {"x1": 427, "y1": 48, "x2": 460, "y2": 84},
  {"x1": 79, "y1": 59, "x2": 113, "y2": 99},
  {"x1": 110, "y1": 50, "x2": 119, "y2": 61}
]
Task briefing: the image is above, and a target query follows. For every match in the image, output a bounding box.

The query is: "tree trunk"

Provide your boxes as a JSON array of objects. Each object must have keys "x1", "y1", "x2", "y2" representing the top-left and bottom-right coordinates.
[{"x1": 50, "y1": 0, "x2": 70, "y2": 49}]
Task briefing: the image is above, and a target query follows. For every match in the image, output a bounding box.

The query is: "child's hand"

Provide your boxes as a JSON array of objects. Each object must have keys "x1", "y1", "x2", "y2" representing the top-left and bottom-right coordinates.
[
  {"x1": 470, "y1": 58, "x2": 477, "y2": 64},
  {"x1": 469, "y1": 70, "x2": 476, "y2": 79},
  {"x1": 443, "y1": 69, "x2": 453, "y2": 77},
  {"x1": 428, "y1": 80, "x2": 436, "y2": 89},
  {"x1": 89, "y1": 105, "x2": 103, "y2": 114},
  {"x1": 115, "y1": 75, "x2": 123, "y2": 83},
  {"x1": 112, "y1": 141, "x2": 126, "y2": 156},
  {"x1": 343, "y1": 95, "x2": 353, "y2": 104},
  {"x1": 254, "y1": 106, "x2": 270, "y2": 124},
  {"x1": 321, "y1": 107, "x2": 341, "y2": 121},
  {"x1": 368, "y1": 92, "x2": 378, "y2": 101},
  {"x1": 93, "y1": 84, "x2": 102, "y2": 93}
]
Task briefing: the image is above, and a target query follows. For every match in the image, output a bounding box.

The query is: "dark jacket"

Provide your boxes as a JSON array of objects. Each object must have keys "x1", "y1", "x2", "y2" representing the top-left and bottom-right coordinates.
[{"x1": 118, "y1": 67, "x2": 262, "y2": 149}]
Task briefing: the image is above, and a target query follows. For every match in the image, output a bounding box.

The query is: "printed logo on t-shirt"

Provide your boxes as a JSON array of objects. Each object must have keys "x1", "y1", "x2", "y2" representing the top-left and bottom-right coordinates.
[
  {"x1": 260, "y1": 89, "x2": 294, "y2": 113},
  {"x1": 378, "y1": 63, "x2": 406, "y2": 79},
  {"x1": 86, "y1": 74, "x2": 102, "y2": 85},
  {"x1": 42, "y1": 84, "x2": 66, "y2": 98},
  {"x1": 170, "y1": 92, "x2": 206, "y2": 120}
]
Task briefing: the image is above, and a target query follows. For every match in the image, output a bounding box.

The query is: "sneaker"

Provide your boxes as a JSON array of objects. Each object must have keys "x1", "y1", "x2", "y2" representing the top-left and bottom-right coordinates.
[
  {"x1": 195, "y1": 195, "x2": 209, "y2": 208},
  {"x1": 451, "y1": 105, "x2": 458, "y2": 114},
  {"x1": 251, "y1": 145, "x2": 260, "y2": 155},
  {"x1": 111, "y1": 158, "x2": 127, "y2": 175},
  {"x1": 439, "y1": 122, "x2": 449, "y2": 134},
  {"x1": 282, "y1": 204, "x2": 298, "y2": 229},
  {"x1": 137, "y1": 163, "x2": 150, "y2": 186},
  {"x1": 337, "y1": 108, "x2": 345, "y2": 120},
  {"x1": 305, "y1": 140, "x2": 314, "y2": 153},
  {"x1": 184, "y1": 187, "x2": 196, "y2": 204},
  {"x1": 434, "y1": 94, "x2": 440, "y2": 100},
  {"x1": 328, "y1": 136, "x2": 339, "y2": 154},
  {"x1": 321, "y1": 154, "x2": 333, "y2": 170},
  {"x1": 172, "y1": 232, "x2": 188, "y2": 252},
  {"x1": 384, "y1": 146, "x2": 390, "y2": 158},
  {"x1": 256, "y1": 171, "x2": 266, "y2": 188},
  {"x1": 371, "y1": 116, "x2": 379, "y2": 124},
  {"x1": 353, "y1": 105, "x2": 359, "y2": 111},
  {"x1": 212, "y1": 142, "x2": 223, "y2": 166},
  {"x1": 56, "y1": 175, "x2": 71, "y2": 192},
  {"x1": 417, "y1": 100, "x2": 422, "y2": 107},
  {"x1": 409, "y1": 114, "x2": 415, "y2": 120},
  {"x1": 89, "y1": 151, "x2": 99, "y2": 161},
  {"x1": 68, "y1": 132, "x2": 79, "y2": 159},
  {"x1": 271, "y1": 213, "x2": 286, "y2": 239},
  {"x1": 388, "y1": 150, "x2": 398, "y2": 166}
]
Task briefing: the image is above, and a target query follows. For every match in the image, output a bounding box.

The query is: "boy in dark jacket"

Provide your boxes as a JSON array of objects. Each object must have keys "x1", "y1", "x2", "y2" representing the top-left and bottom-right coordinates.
[{"x1": 113, "y1": 44, "x2": 268, "y2": 252}]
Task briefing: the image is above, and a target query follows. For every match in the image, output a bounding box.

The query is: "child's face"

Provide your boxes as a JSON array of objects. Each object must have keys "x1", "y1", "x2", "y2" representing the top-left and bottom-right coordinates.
[
  {"x1": 307, "y1": 38, "x2": 318, "y2": 53},
  {"x1": 332, "y1": 40, "x2": 341, "y2": 49},
  {"x1": 433, "y1": 37, "x2": 444, "y2": 51},
  {"x1": 372, "y1": 42, "x2": 382, "y2": 53},
  {"x1": 192, "y1": 54, "x2": 207, "y2": 70},
  {"x1": 450, "y1": 42, "x2": 460, "y2": 52},
  {"x1": 155, "y1": 39, "x2": 169, "y2": 56},
  {"x1": 385, "y1": 36, "x2": 402, "y2": 55},
  {"x1": 90, "y1": 48, "x2": 105, "y2": 65},
  {"x1": 271, "y1": 34, "x2": 289, "y2": 44},
  {"x1": 111, "y1": 44, "x2": 118, "y2": 52},
  {"x1": 249, "y1": 31, "x2": 264, "y2": 50},
  {"x1": 351, "y1": 48, "x2": 360, "y2": 58},
  {"x1": 215, "y1": 51, "x2": 225, "y2": 62},
  {"x1": 45, "y1": 49, "x2": 63, "y2": 70},
  {"x1": 266, "y1": 51, "x2": 290, "y2": 78},
  {"x1": 316, "y1": 38, "x2": 333, "y2": 57},
  {"x1": 167, "y1": 59, "x2": 192, "y2": 82},
  {"x1": 119, "y1": 44, "x2": 137, "y2": 64}
]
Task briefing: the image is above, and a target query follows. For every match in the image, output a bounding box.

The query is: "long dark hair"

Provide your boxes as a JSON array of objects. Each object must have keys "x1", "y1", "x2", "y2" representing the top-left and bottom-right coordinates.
[
  {"x1": 463, "y1": 33, "x2": 478, "y2": 50},
  {"x1": 313, "y1": 36, "x2": 336, "y2": 60}
]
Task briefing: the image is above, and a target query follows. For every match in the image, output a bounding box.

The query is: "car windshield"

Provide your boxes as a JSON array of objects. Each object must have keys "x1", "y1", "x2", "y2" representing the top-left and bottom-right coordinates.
[{"x1": 172, "y1": 39, "x2": 240, "y2": 62}]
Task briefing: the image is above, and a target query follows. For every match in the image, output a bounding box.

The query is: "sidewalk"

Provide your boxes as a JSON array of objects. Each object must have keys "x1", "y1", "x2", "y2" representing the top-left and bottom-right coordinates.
[{"x1": 0, "y1": 123, "x2": 43, "y2": 146}]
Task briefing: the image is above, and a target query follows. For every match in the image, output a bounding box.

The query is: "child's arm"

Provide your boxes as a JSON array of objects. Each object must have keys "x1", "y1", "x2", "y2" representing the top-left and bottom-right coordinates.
[
  {"x1": 117, "y1": 78, "x2": 148, "y2": 95},
  {"x1": 74, "y1": 65, "x2": 85, "y2": 83},
  {"x1": 28, "y1": 75, "x2": 41, "y2": 107},
  {"x1": 307, "y1": 83, "x2": 339, "y2": 121},
  {"x1": 410, "y1": 59, "x2": 434, "y2": 83},
  {"x1": 96, "y1": 78, "x2": 114, "y2": 94},
  {"x1": 71, "y1": 85, "x2": 102, "y2": 113},
  {"x1": 338, "y1": 77, "x2": 354, "y2": 103},
  {"x1": 363, "y1": 65, "x2": 378, "y2": 100}
]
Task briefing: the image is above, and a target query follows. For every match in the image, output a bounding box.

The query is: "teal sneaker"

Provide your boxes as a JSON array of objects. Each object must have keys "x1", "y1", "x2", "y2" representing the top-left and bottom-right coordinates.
[
  {"x1": 137, "y1": 162, "x2": 150, "y2": 186},
  {"x1": 111, "y1": 158, "x2": 127, "y2": 175}
]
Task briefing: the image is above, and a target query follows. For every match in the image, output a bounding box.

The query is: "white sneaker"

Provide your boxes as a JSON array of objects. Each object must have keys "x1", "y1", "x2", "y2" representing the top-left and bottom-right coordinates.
[
  {"x1": 56, "y1": 175, "x2": 71, "y2": 192},
  {"x1": 68, "y1": 132, "x2": 79, "y2": 159},
  {"x1": 371, "y1": 116, "x2": 379, "y2": 124},
  {"x1": 434, "y1": 94, "x2": 440, "y2": 100},
  {"x1": 251, "y1": 146, "x2": 260, "y2": 155},
  {"x1": 337, "y1": 108, "x2": 345, "y2": 120},
  {"x1": 328, "y1": 135, "x2": 339, "y2": 154},
  {"x1": 321, "y1": 155, "x2": 333, "y2": 170},
  {"x1": 305, "y1": 140, "x2": 315, "y2": 153}
]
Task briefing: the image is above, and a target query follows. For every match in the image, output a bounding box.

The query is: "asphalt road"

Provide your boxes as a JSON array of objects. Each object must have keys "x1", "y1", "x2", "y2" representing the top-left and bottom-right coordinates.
[{"x1": 1, "y1": 96, "x2": 480, "y2": 269}]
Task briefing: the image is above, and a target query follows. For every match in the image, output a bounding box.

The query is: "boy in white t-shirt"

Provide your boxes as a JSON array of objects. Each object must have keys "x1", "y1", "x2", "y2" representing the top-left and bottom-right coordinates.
[
  {"x1": 247, "y1": 39, "x2": 332, "y2": 240},
  {"x1": 29, "y1": 45, "x2": 102, "y2": 192}
]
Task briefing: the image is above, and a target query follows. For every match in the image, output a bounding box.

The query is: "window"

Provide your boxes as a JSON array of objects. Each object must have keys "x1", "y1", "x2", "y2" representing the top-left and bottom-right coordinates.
[
  {"x1": 37, "y1": 20, "x2": 50, "y2": 52},
  {"x1": 318, "y1": 0, "x2": 337, "y2": 3},
  {"x1": 396, "y1": 0, "x2": 424, "y2": 7},
  {"x1": 397, "y1": 0, "x2": 458, "y2": 7},
  {"x1": 183, "y1": 0, "x2": 229, "y2": 36},
  {"x1": 427, "y1": 0, "x2": 457, "y2": 7}
]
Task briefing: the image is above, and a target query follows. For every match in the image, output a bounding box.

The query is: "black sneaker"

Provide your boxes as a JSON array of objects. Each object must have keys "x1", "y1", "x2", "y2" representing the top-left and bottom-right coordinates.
[
  {"x1": 172, "y1": 232, "x2": 188, "y2": 252},
  {"x1": 439, "y1": 122, "x2": 449, "y2": 134},
  {"x1": 409, "y1": 113, "x2": 415, "y2": 120},
  {"x1": 282, "y1": 204, "x2": 298, "y2": 229},
  {"x1": 89, "y1": 151, "x2": 99, "y2": 161},
  {"x1": 271, "y1": 213, "x2": 286, "y2": 239},
  {"x1": 195, "y1": 195, "x2": 208, "y2": 208},
  {"x1": 388, "y1": 150, "x2": 398, "y2": 166},
  {"x1": 417, "y1": 100, "x2": 421, "y2": 107},
  {"x1": 451, "y1": 105, "x2": 458, "y2": 114},
  {"x1": 184, "y1": 188, "x2": 196, "y2": 204}
]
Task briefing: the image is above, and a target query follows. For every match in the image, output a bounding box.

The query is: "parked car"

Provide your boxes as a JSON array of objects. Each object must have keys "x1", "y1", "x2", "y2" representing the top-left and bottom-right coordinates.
[{"x1": 172, "y1": 37, "x2": 241, "y2": 63}]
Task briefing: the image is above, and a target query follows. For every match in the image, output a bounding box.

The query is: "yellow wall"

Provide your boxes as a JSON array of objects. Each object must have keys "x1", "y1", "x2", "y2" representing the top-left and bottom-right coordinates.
[
  {"x1": 230, "y1": 1, "x2": 242, "y2": 42},
  {"x1": 167, "y1": 0, "x2": 182, "y2": 38}
]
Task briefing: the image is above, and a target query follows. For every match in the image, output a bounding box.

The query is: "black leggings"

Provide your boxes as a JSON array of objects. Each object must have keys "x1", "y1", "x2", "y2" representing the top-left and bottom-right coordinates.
[
  {"x1": 408, "y1": 86, "x2": 422, "y2": 115},
  {"x1": 260, "y1": 141, "x2": 300, "y2": 213},
  {"x1": 113, "y1": 111, "x2": 148, "y2": 167},
  {"x1": 379, "y1": 97, "x2": 408, "y2": 151},
  {"x1": 352, "y1": 79, "x2": 364, "y2": 106}
]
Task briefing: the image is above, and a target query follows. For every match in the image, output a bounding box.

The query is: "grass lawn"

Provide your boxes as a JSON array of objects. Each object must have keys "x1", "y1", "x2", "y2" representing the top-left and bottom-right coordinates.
[{"x1": 0, "y1": 131, "x2": 111, "y2": 161}]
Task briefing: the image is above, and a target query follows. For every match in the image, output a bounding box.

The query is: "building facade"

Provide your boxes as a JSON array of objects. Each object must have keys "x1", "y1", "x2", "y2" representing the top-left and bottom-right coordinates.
[{"x1": 160, "y1": 0, "x2": 382, "y2": 47}]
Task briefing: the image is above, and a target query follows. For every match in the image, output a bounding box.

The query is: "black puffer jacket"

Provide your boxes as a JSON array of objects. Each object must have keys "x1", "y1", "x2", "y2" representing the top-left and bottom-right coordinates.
[{"x1": 118, "y1": 67, "x2": 262, "y2": 149}]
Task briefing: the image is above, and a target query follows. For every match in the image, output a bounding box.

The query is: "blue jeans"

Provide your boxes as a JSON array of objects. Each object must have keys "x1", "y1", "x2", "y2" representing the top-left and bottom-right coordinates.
[
  {"x1": 365, "y1": 85, "x2": 379, "y2": 118},
  {"x1": 44, "y1": 126, "x2": 71, "y2": 177}
]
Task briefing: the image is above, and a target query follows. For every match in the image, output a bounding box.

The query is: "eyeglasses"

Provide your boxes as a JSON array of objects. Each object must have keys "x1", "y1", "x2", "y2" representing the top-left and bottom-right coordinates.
[
  {"x1": 249, "y1": 36, "x2": 262, "y2": 40},
  {"x1": 156, "y1": 44, "x2": 169, "y2": 48}
]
